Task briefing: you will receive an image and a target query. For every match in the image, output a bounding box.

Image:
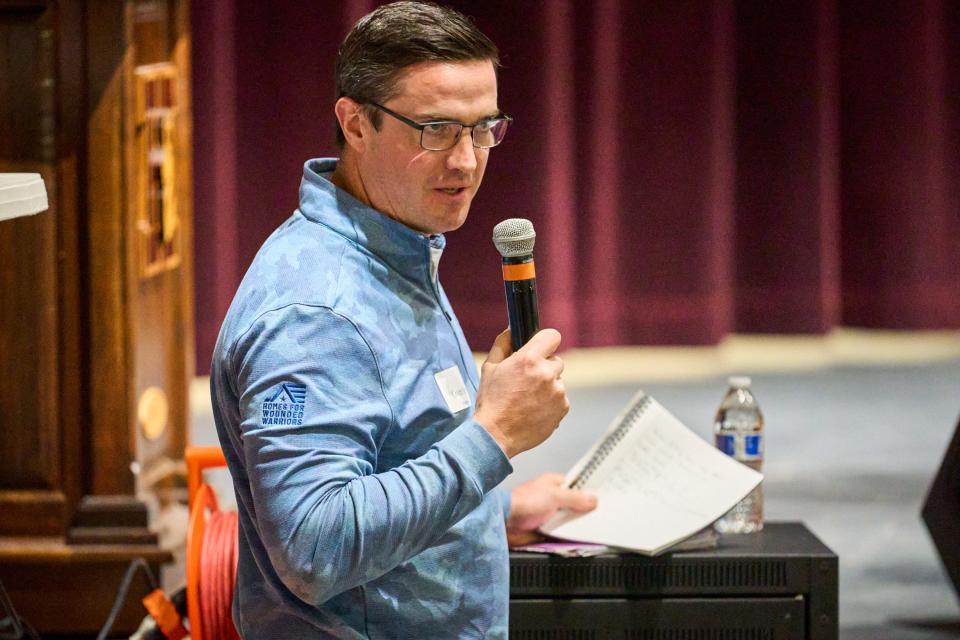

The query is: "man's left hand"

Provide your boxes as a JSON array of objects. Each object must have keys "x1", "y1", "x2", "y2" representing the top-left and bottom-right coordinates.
[{"x1": 506, "y1": 473, "x2": 598, "y2": 547}]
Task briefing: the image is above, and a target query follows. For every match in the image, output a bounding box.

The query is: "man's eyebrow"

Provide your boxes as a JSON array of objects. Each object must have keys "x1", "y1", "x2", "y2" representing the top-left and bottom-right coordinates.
[{"x1": 412, "y1": 111, "x2": 503, "y2": 122}]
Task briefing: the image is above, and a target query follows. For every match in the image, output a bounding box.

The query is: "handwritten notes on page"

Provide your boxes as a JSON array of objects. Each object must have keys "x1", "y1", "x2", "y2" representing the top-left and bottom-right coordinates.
[{"x1": 539, "y1": 392, "x2": 762, "y2": 555}]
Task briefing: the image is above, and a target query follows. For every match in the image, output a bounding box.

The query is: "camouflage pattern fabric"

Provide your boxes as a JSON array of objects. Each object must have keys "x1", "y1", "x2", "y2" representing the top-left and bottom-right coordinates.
[{"x1": 211, "y1": 158, "x2": 513, "y2": 638}]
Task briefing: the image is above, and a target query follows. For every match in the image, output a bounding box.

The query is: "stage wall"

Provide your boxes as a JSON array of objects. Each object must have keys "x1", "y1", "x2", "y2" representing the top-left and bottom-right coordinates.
[{"x1": 192, "y1": 0, "x2": 960, "y2": 374}]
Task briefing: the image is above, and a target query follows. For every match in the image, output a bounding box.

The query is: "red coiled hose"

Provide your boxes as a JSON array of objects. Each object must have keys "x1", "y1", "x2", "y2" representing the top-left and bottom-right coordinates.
[
  {"x1": 199, "y1": 509, "x2": 240, "y2": 640},
  {"x1": 187, "y1": 476, "x2": 240, "y2": 640}
]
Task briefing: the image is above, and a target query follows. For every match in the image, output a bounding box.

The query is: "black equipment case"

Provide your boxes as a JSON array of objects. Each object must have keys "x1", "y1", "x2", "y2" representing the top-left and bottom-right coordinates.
[{"x1": 509, "y1": 521, "x2": 838, "y2": 640}]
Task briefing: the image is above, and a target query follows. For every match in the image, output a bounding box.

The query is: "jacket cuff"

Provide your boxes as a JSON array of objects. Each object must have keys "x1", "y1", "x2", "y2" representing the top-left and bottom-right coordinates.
[{"x1": 440, "y1": 419, "x2": 513, "y2": 495}]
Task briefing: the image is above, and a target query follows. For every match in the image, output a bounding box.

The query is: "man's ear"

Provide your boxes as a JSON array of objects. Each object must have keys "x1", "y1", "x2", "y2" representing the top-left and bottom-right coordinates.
[{"x1": 335, "y1": 97, "x2": 367, "y2": 152}]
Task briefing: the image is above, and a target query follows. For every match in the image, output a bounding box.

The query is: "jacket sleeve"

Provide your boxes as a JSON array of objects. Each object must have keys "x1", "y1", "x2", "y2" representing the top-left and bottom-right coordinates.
[
  {"x1": 494, "y1": 487, "x2": 512, "y2": 522},
  {"x1": 230, "y1": 303, "x2": 512, "y2": 605}
]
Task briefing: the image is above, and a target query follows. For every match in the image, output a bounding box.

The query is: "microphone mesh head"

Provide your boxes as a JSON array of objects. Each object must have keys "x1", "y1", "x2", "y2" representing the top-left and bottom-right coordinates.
[{"x1": 492, "y1": 218, "x2": 536, "y2": 257}]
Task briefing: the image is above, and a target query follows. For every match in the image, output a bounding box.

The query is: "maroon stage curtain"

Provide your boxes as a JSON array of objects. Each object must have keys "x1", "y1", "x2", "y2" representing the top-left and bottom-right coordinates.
[{"x1": 191, "y1": 0, "x2": 960, "y2": 374}]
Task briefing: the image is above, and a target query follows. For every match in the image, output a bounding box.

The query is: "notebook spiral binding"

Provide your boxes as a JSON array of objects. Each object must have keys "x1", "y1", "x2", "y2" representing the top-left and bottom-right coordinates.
[{"x1": 570, "y1": 394, "x2": 652, "y2": 490}]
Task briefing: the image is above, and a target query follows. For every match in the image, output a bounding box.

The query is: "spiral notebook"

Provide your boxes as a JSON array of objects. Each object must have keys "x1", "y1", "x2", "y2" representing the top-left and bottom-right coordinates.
[{"x1": 539, "y1": 391, "x2": 763, "y2": 556}]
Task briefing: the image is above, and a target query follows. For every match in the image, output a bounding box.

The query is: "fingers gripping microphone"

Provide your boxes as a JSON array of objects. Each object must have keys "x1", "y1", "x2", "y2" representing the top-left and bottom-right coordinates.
[{"x1": 492, "y1": 218, "x2": 540, "y2": 350}]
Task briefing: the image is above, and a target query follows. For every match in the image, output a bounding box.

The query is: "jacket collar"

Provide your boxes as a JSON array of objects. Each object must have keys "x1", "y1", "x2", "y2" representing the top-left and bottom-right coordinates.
[{"x1": 298, "y1": 158, "x2": 445, "y2": 283}]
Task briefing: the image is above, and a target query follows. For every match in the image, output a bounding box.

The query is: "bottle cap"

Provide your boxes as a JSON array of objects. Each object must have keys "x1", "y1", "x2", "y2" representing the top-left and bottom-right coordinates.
[{"x1": 728, "y1": 375, "x2": 752, "y2": 388}]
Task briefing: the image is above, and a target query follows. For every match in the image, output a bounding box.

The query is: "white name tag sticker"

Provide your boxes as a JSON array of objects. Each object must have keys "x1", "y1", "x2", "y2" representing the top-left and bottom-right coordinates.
[{"x1": 434, "y1": 366, "x2": 471, "y2": 414}]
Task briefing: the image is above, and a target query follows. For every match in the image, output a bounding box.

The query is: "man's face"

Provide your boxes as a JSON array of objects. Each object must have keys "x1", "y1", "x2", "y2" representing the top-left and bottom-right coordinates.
[{"x1": 355, "y1": 59, "x2": 499, "y2": 235}]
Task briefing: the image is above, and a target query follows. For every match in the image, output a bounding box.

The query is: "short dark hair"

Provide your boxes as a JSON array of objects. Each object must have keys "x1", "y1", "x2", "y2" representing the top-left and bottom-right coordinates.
[{"x1": 335, "y1": 1, "x2": 500, "y2": 147}]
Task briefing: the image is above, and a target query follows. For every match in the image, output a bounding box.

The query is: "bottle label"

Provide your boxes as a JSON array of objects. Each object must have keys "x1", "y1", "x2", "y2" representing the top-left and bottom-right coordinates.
[
  {"x1": 716, "y1": 434, "x2": 763, "y2": 460},
  {"x1": 716, "y1": 434, "x2": 735, "y2": 456}
]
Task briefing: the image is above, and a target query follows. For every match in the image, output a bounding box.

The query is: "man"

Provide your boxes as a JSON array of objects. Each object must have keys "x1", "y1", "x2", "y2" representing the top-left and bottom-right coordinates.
[{"x1": 211, "y1": 2, "x2": 596, "y2": 637}]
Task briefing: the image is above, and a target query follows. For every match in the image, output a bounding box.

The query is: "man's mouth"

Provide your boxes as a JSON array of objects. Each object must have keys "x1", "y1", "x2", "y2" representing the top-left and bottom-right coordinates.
[{"x1": 438, "y1": 187, "x2": 467, "y2": 194}]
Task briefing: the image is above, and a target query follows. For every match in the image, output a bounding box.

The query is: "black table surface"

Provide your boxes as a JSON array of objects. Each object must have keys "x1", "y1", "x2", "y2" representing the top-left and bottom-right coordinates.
[{"x1": 510, "y1": 521, "x2": 836, "y2": 560}]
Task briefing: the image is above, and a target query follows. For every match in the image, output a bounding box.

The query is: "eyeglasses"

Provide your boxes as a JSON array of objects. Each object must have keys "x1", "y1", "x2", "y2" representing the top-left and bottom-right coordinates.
[{"x1": 368, "y1": 102, "x2": 512, "y2": 151}]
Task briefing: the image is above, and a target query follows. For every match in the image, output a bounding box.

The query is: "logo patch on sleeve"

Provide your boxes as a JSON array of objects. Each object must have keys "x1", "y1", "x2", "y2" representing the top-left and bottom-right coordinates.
[{"x1": 261, "y1": 382, "x2": 306, "y2": 425}]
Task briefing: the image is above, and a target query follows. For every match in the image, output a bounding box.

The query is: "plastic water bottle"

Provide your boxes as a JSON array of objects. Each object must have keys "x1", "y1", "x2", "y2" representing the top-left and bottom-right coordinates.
[{"x1": 713, "y1": 376, "x2": 764, "y2": 534}]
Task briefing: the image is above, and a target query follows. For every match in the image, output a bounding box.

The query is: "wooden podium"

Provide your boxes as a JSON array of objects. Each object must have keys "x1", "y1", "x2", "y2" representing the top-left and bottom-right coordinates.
[{"x1": 0, "y1": 0, "x2": 193, "y2": 633}]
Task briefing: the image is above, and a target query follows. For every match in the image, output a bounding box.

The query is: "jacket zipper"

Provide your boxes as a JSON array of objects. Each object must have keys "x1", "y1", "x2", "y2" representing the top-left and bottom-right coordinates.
[{"x1": 429, "y1": 266, "x2": 477, "y2": 393}]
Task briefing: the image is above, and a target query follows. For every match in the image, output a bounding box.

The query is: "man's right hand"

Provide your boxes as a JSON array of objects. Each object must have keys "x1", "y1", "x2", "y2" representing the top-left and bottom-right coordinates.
[{"x1": 474, "y1": 328, "x2": 569, "y2": 458}]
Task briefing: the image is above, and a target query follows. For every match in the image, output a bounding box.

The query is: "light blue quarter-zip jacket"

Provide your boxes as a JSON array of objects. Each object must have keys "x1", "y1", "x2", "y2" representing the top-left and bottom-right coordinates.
[{"x1": 211, "y1": 158, "x2": 513, "y2": 638}]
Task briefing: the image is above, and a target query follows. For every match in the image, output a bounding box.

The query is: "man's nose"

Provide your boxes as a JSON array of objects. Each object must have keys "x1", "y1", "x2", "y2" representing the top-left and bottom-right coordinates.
[{"x1": 445, "y1": 130, "x2": 478, "y2": 173}]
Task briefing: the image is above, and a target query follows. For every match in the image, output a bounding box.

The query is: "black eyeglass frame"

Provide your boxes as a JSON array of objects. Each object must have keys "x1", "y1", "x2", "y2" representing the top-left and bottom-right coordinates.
[{"x1": 368, "y1": 101, "x2": 513, "y2": 151}]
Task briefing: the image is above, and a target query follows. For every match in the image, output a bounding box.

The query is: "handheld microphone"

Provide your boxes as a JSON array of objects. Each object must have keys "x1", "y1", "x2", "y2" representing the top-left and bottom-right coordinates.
[{"x1": 492, "y1": 218, "x2": 540, "y2": 350}]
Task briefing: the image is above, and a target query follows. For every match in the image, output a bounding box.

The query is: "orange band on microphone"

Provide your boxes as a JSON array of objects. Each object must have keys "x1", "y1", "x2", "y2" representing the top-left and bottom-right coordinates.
[{"x1": 502, "y1": 262, "x2": 536, "y2": 281}]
